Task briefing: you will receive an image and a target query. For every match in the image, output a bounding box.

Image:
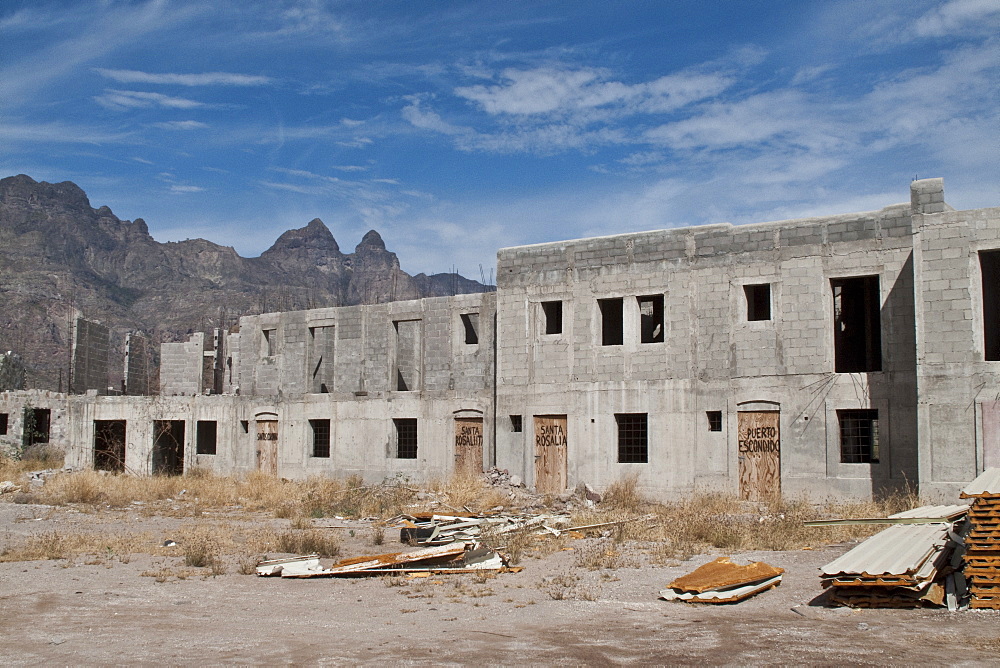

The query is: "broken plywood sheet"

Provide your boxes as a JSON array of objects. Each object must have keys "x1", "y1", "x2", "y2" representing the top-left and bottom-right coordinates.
[
  {"x1": 256, "y1": 554, "x2": 320, "y2": 577},
  {"x1": 667, "y1": 557, "x2": 784, "y2": 594},
  {"x1": 660, "y1": 575, "x2": 782, "y2": 604}
]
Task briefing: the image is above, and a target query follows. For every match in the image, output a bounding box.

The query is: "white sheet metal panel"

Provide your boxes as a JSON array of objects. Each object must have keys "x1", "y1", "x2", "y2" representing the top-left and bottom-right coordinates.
[
  {"x1": 820, "y1": 523, "x2": 951, "y2": 577},
  {"x1": 888, "y1": 504, "x2": 970, "y2": 520},
  {"x1": 962, "y1": 468, "x2": 1000, "y2": 497}
]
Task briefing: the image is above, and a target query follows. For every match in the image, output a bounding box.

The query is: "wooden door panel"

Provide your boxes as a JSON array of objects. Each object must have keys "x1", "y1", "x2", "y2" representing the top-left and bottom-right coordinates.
[
  {"x1": 454, "y1": 418, "x2": 484, "y2": 476},
  {"x1": 738, "y1": 411, "x2": 780, "y2": 501},
  {"x1": 534, "y1": 415, "x2": 567, "y2": 494},
  {"x1": 256, "y1": 420, "x2": 278, "y2": 475}
]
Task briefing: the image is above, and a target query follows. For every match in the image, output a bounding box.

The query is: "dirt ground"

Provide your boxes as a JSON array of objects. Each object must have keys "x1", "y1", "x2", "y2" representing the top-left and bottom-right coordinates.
[{"x1": 1, "y1": 502, "x2": 998, "y2": 666}]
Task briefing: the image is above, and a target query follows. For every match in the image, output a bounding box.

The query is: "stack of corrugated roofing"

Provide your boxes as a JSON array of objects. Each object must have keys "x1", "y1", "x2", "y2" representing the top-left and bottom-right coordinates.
[
  {"x1": 960, "y1": 468, "x2": 1000, "y2": 610},
  {"x1": 819, "y1": 506, "x2": 969, "y2": 609}
]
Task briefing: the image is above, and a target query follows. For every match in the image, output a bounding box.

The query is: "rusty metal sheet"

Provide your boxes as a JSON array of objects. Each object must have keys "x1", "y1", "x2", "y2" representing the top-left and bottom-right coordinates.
[
  {"x1": 667, "y1": 556, "x2": 784, "y2": 593},
  {"x1": 661, "y1": 575, "x2": 782, "y2": 603}
]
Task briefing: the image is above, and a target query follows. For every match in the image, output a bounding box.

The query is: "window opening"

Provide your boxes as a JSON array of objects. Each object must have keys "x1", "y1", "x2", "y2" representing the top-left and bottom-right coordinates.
[
  {"x1": 838, "y1": 409, "x2": 879, "y2": 463},
  {"x1": 240, "y1": 420, "x2": 249, "y2": 433},
  {"x1": 152, "y1": 420, "x2": 185, "y2": 475},
  {"x1": 707, "y1": 411, "x2": 723, "y2": 432},
  {"x1": 616, "y1": 413, "x2": 648, "y2": 463},
  {"x1": 262, "y1": 328, "x2": 276, "y2": 357},
  {"x1": 460, "y1": 313, "x2": 479, "y2": 345},
  {"x1": 394, "y1": 320, "x2": 422, "y2": 391},
  {"x1": 510, "y1": 415, "x2": 523, "y2": 432},
  {"x1": 0, "y1": 413, "x2": 7, "y2": 435},
  {"x1": 599, "y1": 298, "x2": 624, "y2": 346},
  {"x1": 94, "y1": 420, "x2": 126, "y2": 472},
  {"x1": 744, "y1": 284, "x2": 771, "y2": 321},
  {"x1": 310, "y1": 419, "x2": 331, "y2": 458},
  {"x1": 196, "y1": 420, "x2": 217, "y2": 455},
  {"x1": 541, "y1": 301, "x2": 563, "y2": 335},
  {"x1": 638, "y1": 295, "x2": 664, "y2": 343},
  {"x1": 394, "y1": 418, "x2": 418, "y2": 459},
  {"x1": 308, "y1": 325, "x2": 335, "y2": 393},
  {"x1": 22, "y1": 407, "x2": 50, "y2": 447},
  {"x1": 832, "y1": 276, "x2": 882, "y2": 372},
  {"x1": 981, "y1": 251, "x2": 1000, "y2": 360}
]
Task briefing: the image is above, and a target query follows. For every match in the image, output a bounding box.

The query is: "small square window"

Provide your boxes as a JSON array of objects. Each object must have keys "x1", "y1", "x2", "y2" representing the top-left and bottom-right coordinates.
[
  {"x1": 394, "y1": 418, "x2": 418, "y2": 459},
  {"x1": 616, "y1": 413, "x2": 648, "y2": 463},
  {"x1": 510, "y1": 415, "x2": 523, "y2": 432},
  {"x1": 310, "y1": 419, "x2": 331, "y2": 458},
  {"x1": 195, "y1": 420, "x2": 217, "y2": 455},
  {"x1": 744, "y1": 284, "x2": 771, "y2": 321},
  {"x1": 460, "y1": 313, "x2": 479, "y2": 345},
  {"x1": 240, "y1": 420, "x2": 249, "y2": 433},
  {"x1": 838, "y1": 409, "x2": 879, "y2": 463},
  {"x1": 541, "y1": 301, "x2": 563, "y2": 335},
  {"x1": 706, "y1": 411, "x2": 723, "y2": 432}
]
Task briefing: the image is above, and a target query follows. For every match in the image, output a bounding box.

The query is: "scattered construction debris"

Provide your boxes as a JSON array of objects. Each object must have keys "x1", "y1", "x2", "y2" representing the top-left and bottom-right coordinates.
[
  {"x1": 817, "y1": 505, "x2": 970, "y2": 609},
  {"x1": 390, "y1": 512, "x2": 656, "y2": 546},
  {"x1": 256, "y1": 541, "x2": 513, "y2": 578},
  {"x1": 960, "y1": 468, "x2": 1000, "y2": 610},
  {"x1": 660, "y1": 557, "x2": 783, "y2": 604}
]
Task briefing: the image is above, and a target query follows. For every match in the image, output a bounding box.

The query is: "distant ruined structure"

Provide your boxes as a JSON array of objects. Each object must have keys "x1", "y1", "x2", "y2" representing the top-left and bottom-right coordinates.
[{"x1": 1, "y1": 178, "x2": 998, "y2": 501}]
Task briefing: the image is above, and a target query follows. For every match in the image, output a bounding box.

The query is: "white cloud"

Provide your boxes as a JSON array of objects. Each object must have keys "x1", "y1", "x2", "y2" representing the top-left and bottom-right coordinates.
[
  {"x1": 169, "y1": 185, "x2": 205, "y2": 193},
  {"x1": 0, "y1": 121, "x2": 134, "y2": 144},
  {"x1": 93, "y1": 68, "x2": 272, "y2": 86},
  {"x1": 94, "y1": 89, "x2": 205, "y2": 110},
  {"x1": 152, "y1": 120, "x2": 209, "y2": 130},
  {"x1": 913, "y1": 0, "x2": 1000, "y2": 37}
]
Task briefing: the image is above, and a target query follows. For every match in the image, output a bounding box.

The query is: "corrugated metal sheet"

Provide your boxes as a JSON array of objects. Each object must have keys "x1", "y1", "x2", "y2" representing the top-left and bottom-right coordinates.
[
  {"x1": 962, "y1": 468, "x2": 1000, "y2": 497},
  {"x1": 888, "y1": 504, "x2": 969, "y2": 520},
  {"x1": 820, "y1": 523, "x2": 950, "y2": 577}
]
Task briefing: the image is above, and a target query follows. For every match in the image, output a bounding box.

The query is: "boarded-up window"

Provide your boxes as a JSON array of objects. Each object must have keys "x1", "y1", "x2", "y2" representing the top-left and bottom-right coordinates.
[
  {"x1": 600, "y1": 298, "x2": 624, "y2": 346},
  {"x1": 394, "y1": 418, "x2": 418, "y2": 459},
  {"x1": 638, "y1": 295, "x2": 664, "y2": 343},
  {"x1": 744, "y1": 284, "x2": 771, "y2": 321},
  {"x1": 616, "y1": 413, "x2": 648, "y2": 463},
  {"x1": 460, "y1": 313, "x2": 479, "y2": 345},
  {"x1": 981, "y1": 250, "x2": 1000, "y2": 361},
  {"x1": 196, "y1": 420, "x2": 217, "y2": 455},
  {"x1": 541, "y1": 301, "x2": 563, "y2": 335},
  {"x1": 310, "y1": 419, "x2": 330, "y2": 458},
  {"x1": 707, "y1": 411, "x2": 723, "y2": 432},
  {"x1": 832, "y1": 276, "x2": 882, "y2": 372},
  {"x1": 309, "y1": 326, "x2": 335, "y2": 393},
  {"x1": 839, "y1": 409, "x2": 879, "y2": 463},
  {"x1": 394, "y1": 320, "x2": 422, "y2": 391}
]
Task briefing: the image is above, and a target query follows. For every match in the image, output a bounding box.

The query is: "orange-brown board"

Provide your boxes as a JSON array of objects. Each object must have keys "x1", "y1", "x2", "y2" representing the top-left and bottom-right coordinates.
[
  {"x1": 454, "y1": 417, "x2": 484, "y2": 476},
  {"x1": 534, "y1": 415, "x2": 567, "y2": 494},
  {"x1": 738, "y1": 411, "x2": 780, "y2": 501}
]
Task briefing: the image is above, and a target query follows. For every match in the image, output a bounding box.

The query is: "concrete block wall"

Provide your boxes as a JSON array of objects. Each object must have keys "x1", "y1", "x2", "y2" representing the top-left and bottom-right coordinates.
[
  {"x1": 0, "y1": 390, "x2": 68, "y2": 456},
  {"x1": 159, "y1": 333, "x2": 205, "y2": 396},
  {"x1": 71, "y1": 318, "x2": 110, "y2": 394},
  {"x1": 123, "y1": 333, "x2": 150, "y2": 396}
]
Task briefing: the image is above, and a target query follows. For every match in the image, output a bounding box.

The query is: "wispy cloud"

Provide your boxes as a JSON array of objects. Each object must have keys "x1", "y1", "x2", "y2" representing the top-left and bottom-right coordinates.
[
  {"x1": 169, "y1": 184, "x2": 205, "y2": 193},
  {"x1": 913, "y1": 0, "x2": 1000, "y2": 38},
  {"x1": 151, "y1": 120, "x2": 209, "y2": 130},
  {"x1": 93, "y1": 68, "x2": 272, "y2": 86},
  {"x1": 0, "y1": 121, "x2": 134, "y2": 145},
  {"x1": 94, "y1": 89, "x2": 206, "y2": 110}
]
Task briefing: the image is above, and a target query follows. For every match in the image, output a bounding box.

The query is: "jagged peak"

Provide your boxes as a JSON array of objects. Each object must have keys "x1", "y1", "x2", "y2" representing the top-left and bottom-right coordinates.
[
  {"x1": 0, "y1": 174, "x2": 92, "y2": 210},
  {"x1": 356, "y1": 229, "x2": 386, "y2": 253},
  {"x1": 263, "y1": 217, "x2": 341, "y2": 255}
]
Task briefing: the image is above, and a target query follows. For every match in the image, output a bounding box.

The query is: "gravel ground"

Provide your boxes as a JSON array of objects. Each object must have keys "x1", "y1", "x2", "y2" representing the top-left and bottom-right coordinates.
[{"x1": 1, "y1": 502, "x2": 998, "y2": 666}]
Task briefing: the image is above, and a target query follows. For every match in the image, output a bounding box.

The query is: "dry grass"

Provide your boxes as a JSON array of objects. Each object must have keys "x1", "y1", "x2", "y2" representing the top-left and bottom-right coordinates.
[
  {"x1": 275, "y1": 529, "x2": 341, "y2": 557},
  {"x1": 0, "y1": 530, "x2": 154, "y2": 562},
  {"x1": 427, "y1": 473, "x2": 510, "y2": 513}
]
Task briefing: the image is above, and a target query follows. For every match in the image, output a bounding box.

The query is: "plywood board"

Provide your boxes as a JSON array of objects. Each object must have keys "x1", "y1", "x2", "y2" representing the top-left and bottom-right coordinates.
[
  {"x1": 256, "y1": 419, "x2": 278, "y2": 475},
  {"x1": 454, "y1": 417, "x2": 484, "y2": 476},
  {"x1": 534, "y1": 415, "x2": 567, "y2": 495},
  {"x1": 738, "y1": 411, "x2": 780, "y2": 501}
]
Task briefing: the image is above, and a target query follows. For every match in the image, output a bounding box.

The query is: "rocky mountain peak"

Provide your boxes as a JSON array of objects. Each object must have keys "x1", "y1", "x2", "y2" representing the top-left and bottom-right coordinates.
[
  {"x1": 356, "y1": 229, "x2": 386, "y2": 253},
  {"x1": 263, "y1": 217, "x2": 341, "y2": 256}
]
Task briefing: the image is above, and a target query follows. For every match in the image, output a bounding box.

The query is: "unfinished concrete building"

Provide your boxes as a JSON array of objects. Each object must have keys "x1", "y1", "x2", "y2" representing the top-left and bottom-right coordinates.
[{"x1": 1, "y1": 178, "x2": 998, "y2": 501}]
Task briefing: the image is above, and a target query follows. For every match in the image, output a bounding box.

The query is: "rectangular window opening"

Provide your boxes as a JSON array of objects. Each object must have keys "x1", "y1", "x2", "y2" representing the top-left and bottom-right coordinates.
[
  {"x1": 394, "y1": 418, "x2": 418, "y2": 459},
  {"x1": 152, "y1": 419, "x2": 185, "y2": 476},
  {"x1": 832, "y1": 276, "x2": 882, "y2": 373},
  {"x1": 240, "y1": 420, "x2": 249, "y2": 433},
  {"x1": 262, "y1": 328, "x2": 276, "y2": 357},
  {"x1": 744, "y1": 284, "x2": 772, "y2": 321},
  {"x1": 707, "y1": 411, "x2": 723, "y2": 432},
  {"x1": 599, "y1": 298, "x2": 624, "y2": 346},
  {"x1": 981, "y1": 250, "x2": 1000, "y2": 361},
  {"x1": 94, "y1": 419, "x2": 126, "y2": 472},
  {"x1": 310, "y1": 419, "x2": 331, "y2": 458},
  {"x1": 22, "y1": 407, "x2": 51, "y2": 447},
  {"x1": 393, "y1": 320, "x2": 422, "y2": 391},
  {"x1": 510, "y1": 415, "x2": 523, "y2": 433},
  {"x1": 838, "y1": 409, "x2": 879, "y2": 464},
  {"x1": 195, "y1": 420, "x2": 218, "y2": 455},
  {"x1": 308, "y1": 325, "x2": 335, "y2": 393},
  {"x1": 541, "y1": 301, "x2": 563, "y2": 335},
  {"x1": 616, "y1": 413, "x2": 648, "y2": 463},
  {"x1": 460, "y1": 313, "x2": 479, "y2": 345},
  {"x1": 638, "y1": 295, "x2": 664, "y2": 343},
  {"x1": 0, "y1": 413, "x2": 7, "y2": 436}
]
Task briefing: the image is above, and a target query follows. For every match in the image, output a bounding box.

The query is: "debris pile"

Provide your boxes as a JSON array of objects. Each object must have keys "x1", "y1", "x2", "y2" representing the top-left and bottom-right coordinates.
[
  {"x1": 392, "y1": 512, "x2": 655, "y2": 546},
  {"x1": 960, "y1": 468, "x2": 1000, "y2": 610},
  {"x1": 660, "y1": 556, "x2": 783, "y2": 604}
]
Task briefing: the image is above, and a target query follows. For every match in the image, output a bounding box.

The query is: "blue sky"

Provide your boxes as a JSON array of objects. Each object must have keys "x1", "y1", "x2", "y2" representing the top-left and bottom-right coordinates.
[{"x1": 2, "y1": 1, "x2": 999, "y2": 279}]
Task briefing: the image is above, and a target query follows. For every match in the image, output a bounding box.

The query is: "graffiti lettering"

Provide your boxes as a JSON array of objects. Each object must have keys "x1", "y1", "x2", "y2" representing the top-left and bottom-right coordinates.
[
  {"x1": 738, "y1": 439, "x2": 779, "y2": 453},
  {"x1": 257, "y1": 432, "x2": 278, "y2": 441},
  {"x1": 456, "y1": 425, "x2": 483, "y2": 447},
  {"x1": 535, "y1": 424, "x2": 567, "y2": 448}
]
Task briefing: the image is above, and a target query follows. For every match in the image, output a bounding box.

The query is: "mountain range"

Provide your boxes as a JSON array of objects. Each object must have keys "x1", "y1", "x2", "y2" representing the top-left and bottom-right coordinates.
[{"x1": 0, "y1": 174, "x2": 489, "y2": 390}]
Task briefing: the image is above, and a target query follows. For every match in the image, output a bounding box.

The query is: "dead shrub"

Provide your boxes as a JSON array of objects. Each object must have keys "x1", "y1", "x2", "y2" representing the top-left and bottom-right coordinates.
[
  {"x1": 276, "y1": 529, "x2": 341, "y2": 557},
  {"x1": 601, "y1": 473, "x2": 646, "y2": 513},
  {"x1": 574, "y1": 539, "x2": 639, "y2": 570}
]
